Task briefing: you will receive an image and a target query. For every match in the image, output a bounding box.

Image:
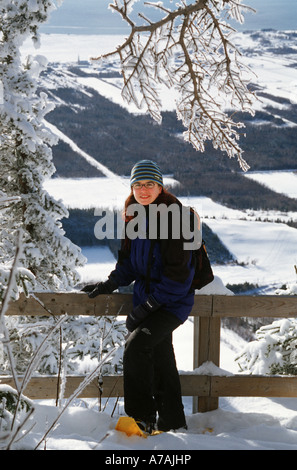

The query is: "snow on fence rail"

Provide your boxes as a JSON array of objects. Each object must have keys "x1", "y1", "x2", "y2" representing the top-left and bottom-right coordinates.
[{"x1": 3, "y1": 293, "x2": 297, "y2": 413}]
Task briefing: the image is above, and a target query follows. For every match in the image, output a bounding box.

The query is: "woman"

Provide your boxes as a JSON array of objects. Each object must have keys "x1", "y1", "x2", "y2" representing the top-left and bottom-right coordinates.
[{"x1": 82, "y1": 160, "x2": 196, "y2": 433}]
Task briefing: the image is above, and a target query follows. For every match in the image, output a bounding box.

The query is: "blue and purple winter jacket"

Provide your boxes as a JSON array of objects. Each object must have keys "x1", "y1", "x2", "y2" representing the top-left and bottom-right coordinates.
[{"x1": 108, "y1": 202, "x2": 195, "y2": 323}]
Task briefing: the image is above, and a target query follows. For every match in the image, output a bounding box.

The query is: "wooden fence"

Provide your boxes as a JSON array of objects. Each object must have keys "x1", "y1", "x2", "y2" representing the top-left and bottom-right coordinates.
[{"x1": 2, "y1": 292, "x2": 297, "y2": 413}]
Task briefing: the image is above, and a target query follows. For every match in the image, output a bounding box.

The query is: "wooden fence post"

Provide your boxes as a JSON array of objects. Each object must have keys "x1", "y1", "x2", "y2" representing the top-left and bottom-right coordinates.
[{"x1": 192, "y1": 299, "x2": 221, "y2": 413}]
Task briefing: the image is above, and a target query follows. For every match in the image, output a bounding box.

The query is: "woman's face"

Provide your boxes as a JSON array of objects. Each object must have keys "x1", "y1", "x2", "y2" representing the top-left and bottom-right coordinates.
[{"x1": 132, "y1": 180, "x2": 162, "y2": 206}]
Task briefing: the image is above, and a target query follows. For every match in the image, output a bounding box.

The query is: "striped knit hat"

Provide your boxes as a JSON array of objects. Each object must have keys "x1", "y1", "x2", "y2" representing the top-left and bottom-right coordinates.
[{"x1": 130, "y1": 160, "x2": 163, "y2": 187}]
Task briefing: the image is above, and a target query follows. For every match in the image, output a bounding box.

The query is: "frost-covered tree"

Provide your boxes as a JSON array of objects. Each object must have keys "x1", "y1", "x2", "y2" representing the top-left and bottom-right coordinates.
[
  {"x1": 0, "y1": 1, "x2": 126, "y2": 383},
  {"x1": 95, "y1": 0, "x2": 256, "y2": 171},
  {"x1": 0, "y1": 0, "x2": 85, "y2": 293},
  {"x1": 236, "y1": 276, "x2": 297, "y2": 375},
  {"x1": 2, "y1": 314, "x2": 126, "y2": 376},
  {"x1": 236, "y1": 319, "x2": 297, "y2": 376}
]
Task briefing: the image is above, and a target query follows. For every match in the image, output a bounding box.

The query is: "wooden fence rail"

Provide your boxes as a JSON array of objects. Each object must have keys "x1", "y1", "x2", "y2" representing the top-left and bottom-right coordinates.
[{"x1": 2, "y1": 292, "x2": 297, "y2": 413}]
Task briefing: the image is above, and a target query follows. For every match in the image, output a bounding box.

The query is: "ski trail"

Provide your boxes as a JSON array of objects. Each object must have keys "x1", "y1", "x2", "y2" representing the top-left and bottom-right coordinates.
[{"x1": 46, "y1": 120, "x2": 129, "y2": 186}]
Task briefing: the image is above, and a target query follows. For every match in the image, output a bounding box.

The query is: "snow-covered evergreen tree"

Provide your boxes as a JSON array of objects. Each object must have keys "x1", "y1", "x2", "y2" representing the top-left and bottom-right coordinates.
[
  {"x1": 236, "y1": 273, "x2": 297, "y2": 375},
  {"x1": 1, "y1": 314, "x2": 126, "y2": 376},
  {"x1": 0, "y1": 0, "x2": 85, "y2": 293},
  {"x1": 0, "y1": 1, "x2": 126, "y2": 381},
  {"x1": 236, "y1": 318, "x2": 297, "y2": 376}
]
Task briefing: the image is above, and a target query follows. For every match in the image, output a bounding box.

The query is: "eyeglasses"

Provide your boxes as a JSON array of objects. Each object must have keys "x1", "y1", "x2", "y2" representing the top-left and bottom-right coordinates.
[{"x1": 132, "y1": 182, "x2": 157, "y2": 190}]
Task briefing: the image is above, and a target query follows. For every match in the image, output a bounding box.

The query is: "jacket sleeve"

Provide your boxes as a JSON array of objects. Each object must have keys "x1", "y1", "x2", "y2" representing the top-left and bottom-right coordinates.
[
  {"x1": 150, "y1": 237, "x2": 194, "y2": 306},
  {"x1": 108, "y1": 245, "x2": 136, "y2": 288}
]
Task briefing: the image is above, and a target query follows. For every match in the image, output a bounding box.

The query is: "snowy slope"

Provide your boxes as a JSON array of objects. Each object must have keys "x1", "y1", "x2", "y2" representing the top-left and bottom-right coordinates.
[{"x1": 245, "y1": 170, "x2": 297, "y2": 200}]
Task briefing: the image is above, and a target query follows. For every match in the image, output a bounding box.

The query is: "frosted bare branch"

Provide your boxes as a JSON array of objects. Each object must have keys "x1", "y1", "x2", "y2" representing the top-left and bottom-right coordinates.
[{"x1": 93, "y1": 0, "x2": 256, "y2": 170}]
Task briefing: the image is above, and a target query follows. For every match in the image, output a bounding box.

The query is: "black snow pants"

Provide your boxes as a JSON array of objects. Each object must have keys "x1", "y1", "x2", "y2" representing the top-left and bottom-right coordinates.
[{"x1": 123, "y1": 308, "x2": 186, "y2": 431}]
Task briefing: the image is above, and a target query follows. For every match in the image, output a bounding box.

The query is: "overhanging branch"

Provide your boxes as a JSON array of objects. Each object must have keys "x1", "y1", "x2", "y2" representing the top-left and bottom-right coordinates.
[{"x1": 92, "y1": 0, "x2": 257, "y2": 170}]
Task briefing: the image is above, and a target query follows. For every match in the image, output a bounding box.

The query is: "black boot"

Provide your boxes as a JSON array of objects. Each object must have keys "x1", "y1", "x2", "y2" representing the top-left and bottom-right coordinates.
[
  {"x1": 136, "y1": 419, "x2": 157, "y2": 435},
  {"x1": 157, "y1": 416, "x2": 187, "y2": 432}
]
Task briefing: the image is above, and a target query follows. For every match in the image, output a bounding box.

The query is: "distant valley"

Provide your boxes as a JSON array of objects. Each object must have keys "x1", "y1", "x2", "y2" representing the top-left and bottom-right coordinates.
[{"x1": 40, "y1": 30, "x2": 297, "y2": 213}]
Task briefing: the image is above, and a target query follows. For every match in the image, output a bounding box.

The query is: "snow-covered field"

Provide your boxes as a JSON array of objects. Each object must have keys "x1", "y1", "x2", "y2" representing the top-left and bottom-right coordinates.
[
  {"x1": 13, "y1": 31, "x2": 297, "y2": 451},
  {"x1": 246, "y1": 170, "x2": 297, "y2": 199}
]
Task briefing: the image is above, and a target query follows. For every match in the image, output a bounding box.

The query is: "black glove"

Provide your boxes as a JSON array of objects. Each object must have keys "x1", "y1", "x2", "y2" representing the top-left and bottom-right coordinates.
[
  {"x1": 126, "y1": 295, "x2": 161, "y2": 332},
  {"x1": 81, "y1": 279, "x2": 117, "y2": 298},
  {"x1": 81, "y1": 283, "x2": 97, "y2": 293}
]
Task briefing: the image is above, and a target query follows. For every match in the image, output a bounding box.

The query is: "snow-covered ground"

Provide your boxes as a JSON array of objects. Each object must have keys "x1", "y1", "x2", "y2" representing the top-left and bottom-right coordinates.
[
  {"x1": 12, "y1": 30, "x2": 297, "y2": 451},
  {"x1": 16, "y1": 394, "x2": 297, "y2": 450}
]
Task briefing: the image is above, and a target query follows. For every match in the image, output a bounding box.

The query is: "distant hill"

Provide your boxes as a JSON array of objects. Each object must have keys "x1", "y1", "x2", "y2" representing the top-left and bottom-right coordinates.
[{"x1": 43, "y1": 67, "x2": 297, "y2": 213}]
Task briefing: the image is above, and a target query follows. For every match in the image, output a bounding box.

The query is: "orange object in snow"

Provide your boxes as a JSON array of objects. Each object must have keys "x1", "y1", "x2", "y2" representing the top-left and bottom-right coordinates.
[
  {"x1": 115, "y1": 417, "x2": 163, "y2": 437},
  {"x1": 115, "y1": 417, "x2": 147, "y2": 438}
]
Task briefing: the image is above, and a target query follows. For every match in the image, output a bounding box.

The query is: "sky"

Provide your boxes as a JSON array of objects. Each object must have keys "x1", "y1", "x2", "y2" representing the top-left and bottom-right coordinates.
[{"x1": 40, "y1": 0, "x2": 297, "y2": 35}]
